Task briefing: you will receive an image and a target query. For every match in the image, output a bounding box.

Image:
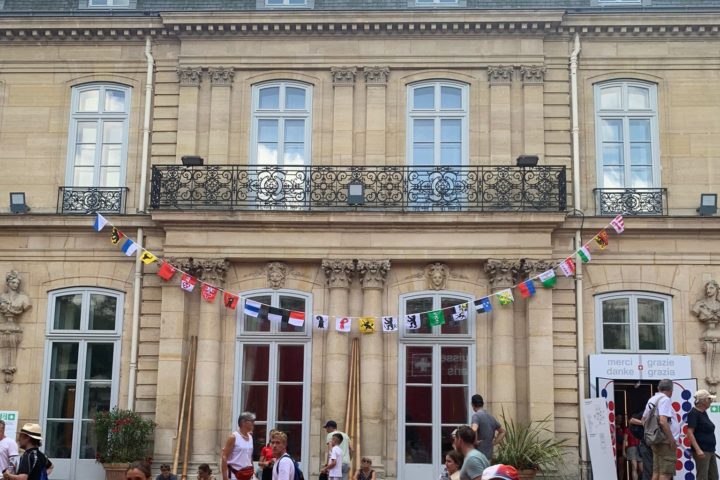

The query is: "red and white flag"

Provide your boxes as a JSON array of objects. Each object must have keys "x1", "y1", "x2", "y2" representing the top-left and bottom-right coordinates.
[
  {"x1": 289, "y1": 311, "x2": 305, "y2": 327},
  {"x1": 201, "y1": 283, "x2": 219, "y2": 303},
  {"x1": 559, "y1": 258, "x2": 576, "y2": 277},
  {"x1": 180, "y1": 273, "x2": 197, "y2": 292},
  {"x1": 610, "y1": 214, "x2": 625, "y2": 234},
  {"x1": 335, "y1": 316, "x2": 352, "y2": 332}
]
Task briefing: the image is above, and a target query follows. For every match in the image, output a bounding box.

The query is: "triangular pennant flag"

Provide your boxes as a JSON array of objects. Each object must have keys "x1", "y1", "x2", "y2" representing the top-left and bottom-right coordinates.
[
  {"x1": 427, "y1": 309, "x2": 445, "y2": 326},
  {"x1": 244, "y1": 299, "x2": 261, "y2": 317},
  {"x1": 518, "y1": 280, "x2": 536, "y2": 298},
  {"x1": 223, "y1": 292, "x2": 239, "y2": 310},
  {"x1": 180, "y1": 273, "x2": 197, "y2": 292},
  {"x1": 474, "y1": 297, "x2": 493, "y2": 313},
  {"x1": 451, "y1": 303, "x2": 469, "y2": 322},
  {"x1": 200, "y1": 283, "x2": 218, "y2": 303},
  {"x1": 559, "y1": 258, "x2": 576, "y2": 277},
  {"x1": 314, "y1": 315, "x2": 329, "y2": 329},
  {"x1": 497, "y1": 289, "x2": 514, "y2": 305},
  {"x1": 121, "y1": 239, "x2": 138, "y2": 256},
  {"x1": 610, "y1": 214, "x2": 625, "y2": 234},
  {"x1": 140, "y1": 251, "x2": 158, "y2": 265},
  {"x1": 111, "y1": 227, "x2": 123, "y2": 245},
  {"x1": 577, "y1": 245, "x2": 591, "y2": 263},
  {"x1": 267, "y1": 306, "x2": 285, "y2": 323},
  {"x1": 335, "y1": 316, "x2": 352, "y2": 332},
  {"x1": 359, "y1": 317, "x2": 376, "y2": 334},
  {"x1": 157, "y1": 262, "x2": 176, "y2": 281},
  {"x1": 594, "y1": 230, "x2": 609, "y2": 249},
  {"x1": 289, "y1": 311, "x2": 305, "y2": 327},
  {"x1": 405, "y1": 313, "x2": 421, "y2": 330},
  {"x1": 93, "y1": 213, "x2": 108, "y2": 232},
  {"x1": 538, "y1": 269, "x2": 557, "y2": 288},
  {"x1": 381, "y1": 316, "x2": 398, "y2": 332}
]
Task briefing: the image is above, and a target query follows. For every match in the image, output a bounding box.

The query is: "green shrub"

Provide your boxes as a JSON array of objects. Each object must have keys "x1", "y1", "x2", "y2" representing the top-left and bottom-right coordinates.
[{"x1": 94, "y1": 408, "x2": 156, "y2": 464}]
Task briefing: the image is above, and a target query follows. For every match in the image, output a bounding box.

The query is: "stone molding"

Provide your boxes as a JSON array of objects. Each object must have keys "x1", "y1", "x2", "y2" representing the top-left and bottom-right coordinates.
[
  {"x1": 525, "y1": 259, "x2": 556, "y2": 277},
  {"x1": 484, "y1": 259, "x2": 515, "y2": 288},
  {"x1": 168, "y1": 257, "x2": 229, "y2": 284},
  {"x1": 363, "y1": 66, "x2": 390, "y2": 85},
  {"x1": 357, "y1": 260, "x2": 391, "y2": 290},
  {"x1": 487, "y1": 66, "x2": 514, "y2": 85},
  {"x1": 331, "y1": 67, "x2": 357, "y2": 85},
  {"x1": 207, "y1": 66, "x2": 235, "y2": 85},
  {"x1": 266, "y1": 261, "x2": 288, "y2": 290},
  {"x1": 425, "y1": 262, "x2": 450, "y2": 291},
  {"x1": 520, "y1": 65, "x2": 545, "y2": 84},
  {"x1": 322, "y1": 259, "x2": 356, "y2": 289},
  {"x1": 177, "y1": 66, "x2": 202, "y2": 86}
]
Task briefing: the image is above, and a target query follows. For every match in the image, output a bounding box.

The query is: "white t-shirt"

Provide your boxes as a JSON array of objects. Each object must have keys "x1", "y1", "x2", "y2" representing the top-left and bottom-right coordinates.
[
  {"x1": 273, "y1": 454, "x2": 294, "y2": 480},
  {"x1": 643, "y1": 392, "x2": 681, "y2": 440},
  {"x1": 328, "y1": 445, "x2": 343, "y2": 477},
  {"x1": 0, "y1": 437, "x2": 19, "y2": 472}
]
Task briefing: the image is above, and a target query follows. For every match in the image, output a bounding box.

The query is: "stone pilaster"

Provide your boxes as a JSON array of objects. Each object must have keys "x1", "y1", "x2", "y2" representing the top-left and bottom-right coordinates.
[
  {"x1": 322, "y1": 259, "x2": 356, "y2": 426},
  {"x1": 176, "y1": 67, "x2": 202, "y2": 161},
  {"x1": 520, "y1": 66, "x2": 546, "y2": 163},
  {"x1": 357, "y1": 260, "x2": 390, "y2": 465},
  {"x1": 331, "y1": 67, "x2": 356, "y2": 165},
  {"x1": 488, "y1": 66, "x2": 514, "y2": 164},
  {"x1": 363, "y1": 67, "x2": 389, "y2": 165},
  {"x1": 207, "y1": 67, "x2": 234, "y2": 163}
]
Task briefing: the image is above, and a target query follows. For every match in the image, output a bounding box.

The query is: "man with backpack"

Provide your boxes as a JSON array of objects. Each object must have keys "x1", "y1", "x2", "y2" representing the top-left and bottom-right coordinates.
[
  {"x1": 271, "y1": 431, "x2": 303, "y2": 480},
  {"x1": 2, "y1": 423, "x2": 52, "y2": 480},
  {"x1": 637, "y1": 379, "x2": 679, "y2": 480}
]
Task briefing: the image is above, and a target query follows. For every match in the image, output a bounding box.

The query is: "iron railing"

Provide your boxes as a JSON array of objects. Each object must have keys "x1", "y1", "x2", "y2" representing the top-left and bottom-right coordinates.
[
  {"x1": 58, "y1": 186, "x2": 129, "y2": 214},
  {"x1": 594, "y1": 188, "x2": 667, "y2": 216},
  {"x1": 150, "y1": 164, "x2": 567, "y2": 212}
]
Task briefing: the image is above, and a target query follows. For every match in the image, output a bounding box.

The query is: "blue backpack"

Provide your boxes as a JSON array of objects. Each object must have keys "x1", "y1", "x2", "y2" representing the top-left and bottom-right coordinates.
[{"x1": 275, "y1": 454, "x2": 305, "y2": 480}]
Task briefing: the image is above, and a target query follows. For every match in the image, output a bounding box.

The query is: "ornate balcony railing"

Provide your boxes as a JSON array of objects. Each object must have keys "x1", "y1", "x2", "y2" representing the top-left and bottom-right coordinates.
[
  {"x1": 150, "y1": 164, "x2": 567, "y2": 212},
  {"x1": 594, "y1": 188, "x2": 667, "y2": 216},
  {"x1": 58, "y1": 186, "x2": 129, "y2": 214}
]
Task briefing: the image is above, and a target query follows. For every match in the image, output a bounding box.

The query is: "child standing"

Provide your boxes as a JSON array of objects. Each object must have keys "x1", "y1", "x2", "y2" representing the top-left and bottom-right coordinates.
[{"x1": 321, "y1": 433, "x2": 344, "y2": 480}]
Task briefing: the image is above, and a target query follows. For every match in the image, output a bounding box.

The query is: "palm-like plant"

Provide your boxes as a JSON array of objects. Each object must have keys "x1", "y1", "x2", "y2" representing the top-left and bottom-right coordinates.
[{"x1": 493, "y1": 412, "x2": 567, "y2": 476}]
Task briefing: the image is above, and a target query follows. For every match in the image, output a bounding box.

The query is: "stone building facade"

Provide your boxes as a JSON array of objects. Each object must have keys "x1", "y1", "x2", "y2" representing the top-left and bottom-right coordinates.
[{"x1": 1, "y1": 1, "x2": 720, "y2": 479}]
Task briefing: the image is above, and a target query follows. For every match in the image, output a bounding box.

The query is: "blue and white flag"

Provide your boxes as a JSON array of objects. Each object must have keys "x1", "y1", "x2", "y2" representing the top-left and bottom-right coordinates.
[
  {"x1": 93, "y1": 213, "x2": 108, "y2": 232},
  {"x1": 244, "y1": 299, "x2": 261, "y2": 318},
  {"x1": 121, "y1": 239, "x2": 137, "y2": 256},
  {"x1": 473, "y1": 297, "x2": 493, "y2": 314}
]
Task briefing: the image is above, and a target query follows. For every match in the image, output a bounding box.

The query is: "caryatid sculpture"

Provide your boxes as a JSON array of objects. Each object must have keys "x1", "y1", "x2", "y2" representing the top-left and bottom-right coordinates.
[
  {"x1": 692, "y1": 279, "x2": 720, "y2": 391},
  {"x1": 0, "y1": 270, "x2": 32, "y2": 390}
]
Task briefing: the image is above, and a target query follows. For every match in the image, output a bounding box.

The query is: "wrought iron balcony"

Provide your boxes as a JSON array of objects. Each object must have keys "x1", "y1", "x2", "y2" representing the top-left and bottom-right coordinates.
[
  {"x1": 58, "y1": 186, "x2": 129, "y2": 215},
  {"x1": 150, "y1": 164, "x2": 567, "y2": 212},
  {"x1": 594, "y1": 188, "x2": 667, "y2": 216}
]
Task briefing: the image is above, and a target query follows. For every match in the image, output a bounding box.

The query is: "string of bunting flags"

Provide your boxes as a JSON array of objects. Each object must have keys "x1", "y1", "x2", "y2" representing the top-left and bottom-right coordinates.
[{"x1": 91, "y1": 212, "x2": 625, "y2": 333}]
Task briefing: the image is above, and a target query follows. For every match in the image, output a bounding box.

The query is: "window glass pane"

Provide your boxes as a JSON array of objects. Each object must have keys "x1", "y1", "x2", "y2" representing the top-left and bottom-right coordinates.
[
  {"x1": 283, "y1": 144, "x2": 305, "y2": 166},
  {"x1": 82, "y1": 383, "x2": 111, "y2": 418},
  {"x1": 405, "y1": 386, "x2": 432, "y2": 423},
  {"x1": 258, "y1": 144, "x2": 278, "y2": 164},
  {"x1": 243, "y1": 345, "x2": 270, "y2": 381},
  {"x1": 45, "y1": 421, "x2": 74, "y2": 458},
  {"x1": 79, "y1": 421, "x2": 97, "y2": 459},
  {"x1": 258, "y1": 120, "x2": 279, "y2": 143},
  {"x1": 244, "y1": 295, "x2": 272, "y2": 332},
  {"x1": 601, "y1": 119, "x2": 623, "y2": 142},
  {"x1": 241, "y1": 384, "x2": 268, "y2": 422},
  {"x1": 629, "y1": 119, "x2": 650, "y2": 142},
  {"x1": 75, "y1": 145, "x2": 96, "y2": 166},
  {"x1": 73, "y1": 167, "x2": 95, "y2": 187},
  {"x1": 441, "y1": 119, "x2": 461, "y2": 142},
  {"x1": 259, "y1": 87, "x2": 280, "y2": 109},
  {"x1": 602, "y1": 144, "x2": 623, "y2": 166},
  {"x1": 278, "y1": 345, "x2": 304, "y2": 381},
  {"x1": 440, "y1": 426, "x2": 456, "y2": 464},
  {"x1": 639, "y1": 324, "x2": 666, "y2": 350},
  {"x1": 628, "y1": 86, "x2": 650, "y2": 110},
  {"x1": 405, "y1": 345, "x2": 433, "y2": 382},
  {"x1": 638, "y1": 298, "x2": 664, "y2": 324},
  {"x1": 277, "y1": 384, "x2": 303, "y2": 421},
  {"x1": 413, "y1": 144, "x2": 434, "y2": 166},
  {"x1": 251, "y1": 424, "x2": 267, "y2": 461},
  {"x1": 76, "y1": 122, "x2": 98, "y2": 144},
  {"x1": 440, "y1": 86, "x2": 462, "y2": 109},
  {"x1": 100, "y1": 167, "x2": 121, "y2": 188},
  {"x1": 103, "y1": 121, "x2": 124, "y2": 143},
  {"x1": 441, "y1": 346, "x2": 468, "y2": 383},
  {"x1": 603, "y1": 167, "x2": 625, "y2": 188},
  {"x1": 85, "y1": 343, "x2": 114, "y2": 379},
  {"x1": 78, "y1": 89, "x2": 100, "y2": 112},
  {"x1": 54, "y1": 294, "x2": 82, "y2": 330},
  {"x1": 405, "y1": 298, "x2": 433, "y2": 334},
  {"x1": 603, "y1": 298, "x2": 630, "y2": 324},
  {"x1": 89, "y1": 294, "x2": 117, "y2": 330},
  {"x1": 413, "y1": 86, "x2": 435, "y2": 109},
  {"x1": 630, "y1": 144, "x2": 651, "y2": 166},
  {"x1": 600, "y1": 86, "x2": 621, "y2": 110},
  {"x1": 441, "y1": 297, "x2": 469, "y2": 334},
  {"x1": 441, "y1": 386, "x2": 468, "y2": 424},
  {"x1": 285, "y1": 87, "x2": 306, "y2": 109},
  {"x1": 284, "y1": 120, "x2": 305, "y2": 143},
  {"x1": 279, "y1": 295, "x2": 306, "y2": 333},
  {"x1": 405, "y1": 426, "x2": 432, "y2": 464},
  {"x1": 275, "y1": 423, "x2": 303, "y2": 461},
  {"x1": 603, "y1": 324, "x2": 630, "y2": 350},
  {"x1": 440, "y1": 144, "x2": 461, "y2": 166},
  {"x1": 630, "y1": 167, "x2": 653, "y2": 188},
  {"x1": 414, "y1": 118, "x2": 434, "y2": 141},
  {"x1": 104, "y1": 89, "x2": 126, "y2": 112},
  {"x1": 101, "y1": 145, "x2": 121, "y2": 167},
  {"x1": 47, "y1": 382, "x2": 77, "y2": 418}
]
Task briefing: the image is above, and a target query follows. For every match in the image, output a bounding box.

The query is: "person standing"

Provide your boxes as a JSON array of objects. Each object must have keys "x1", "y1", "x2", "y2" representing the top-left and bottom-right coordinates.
[
  {"x1": 222, "y1": 412, "x2": 256, "y2": 480},
  {"x1": 470, "y1": 395, "x2": 505, "y2": 462},
  {"x1": 625, "y1": 414, "x2": 643, "y2": 480},
  {"x1": 322, "y1": 433, "x2": 344, "y2": 480},
  {"x1": 0, "y1": 420, "x2": 19, "y2": 475},
  {"x1": 629, "y1": 411, "x2": 653, "y2": 480},
  {"x1": 687, "y1": 389, "x2": 718, "y2": 480},
  {"x1": 454, "y1": 425, "x2": 489, "y2": 480},
  {"x1": 259, "y1": 430, "x2": 278, "y2": 480},
  {"x1": 324, "y1": 420, "x2": 352, "y2": 480},
  {"x1": 2, "y1": 423, "x2": 52, "y2": 480},
  {"x1": 271, "y1": 432, "x2": 294, "y2": 480},
  {"x1": 639, "y1": 379, "x2": 679, "y2": 480}
]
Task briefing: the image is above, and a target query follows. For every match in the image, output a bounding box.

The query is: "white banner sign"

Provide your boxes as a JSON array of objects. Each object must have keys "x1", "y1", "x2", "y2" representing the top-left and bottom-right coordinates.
[
  {"x1": 0, "y1": 411, "x2": 19, "y2": 441},
  {"x1": 589, "y1": 354, "x2": 692, "y2": 397}
]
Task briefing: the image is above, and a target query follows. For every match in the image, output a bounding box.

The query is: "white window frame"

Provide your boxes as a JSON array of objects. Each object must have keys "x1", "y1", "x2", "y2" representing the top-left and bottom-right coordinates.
[
  {"x1": 415, "y1": 0, "x2": 459, "y2": 5},
  {"x1": 66, "y1": 83, "x2": 131, "y2": 187},
  {"x1": 233, "y1": 289, "x2": 312, "y2": 476},
  {"x1": 594, "y1": 80, "x2": 660, "y2": 189},
  {"x1": 250, "y1": 81, "x2": 313, "y2": 166},
  {"x1": 406, "y1": 80, "x2": 469, "y2": 167},
  {"x1": 265, "y1": 0, "x2": 307, "y2": 6},
  {"x1": 595, "y1": 291, "x2": 672, "y2": 354},
  {"x1": 598, "y1": 0, "x2": 642, "y2": 5},
  {"x1": 40, "y1": 288, "x2": 124, "y2": 480},
  {"x1": 397, "y1": 291, "x2": 476, "y2": 480},
  {"x1": 87, "y1": 0, "x2": 131, "y2": 8}
]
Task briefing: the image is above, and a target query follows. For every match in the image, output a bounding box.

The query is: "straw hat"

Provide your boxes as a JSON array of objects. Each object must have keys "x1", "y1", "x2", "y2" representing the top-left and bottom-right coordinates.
[{"x1": 19, "y1": 423, "x2": 43, "y2": 442}]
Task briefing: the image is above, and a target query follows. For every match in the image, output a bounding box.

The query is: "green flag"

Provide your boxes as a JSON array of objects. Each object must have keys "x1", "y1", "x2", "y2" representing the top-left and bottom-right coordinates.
[
  {"x1": 427, "y1": 309, "x2": 445, "y2": 326},
  {"x1": 538, "y1": 269, "x2": 557, "y2": 288}
]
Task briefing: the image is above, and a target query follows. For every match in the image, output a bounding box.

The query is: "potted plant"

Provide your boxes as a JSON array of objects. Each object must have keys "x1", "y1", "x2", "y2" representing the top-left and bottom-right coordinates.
[
  {"x1": 94, "y1": 408, "x2": 156, "y2": 480},
  {"x1": 493, "y1": 414, "x2": 567, "y2": 479}
]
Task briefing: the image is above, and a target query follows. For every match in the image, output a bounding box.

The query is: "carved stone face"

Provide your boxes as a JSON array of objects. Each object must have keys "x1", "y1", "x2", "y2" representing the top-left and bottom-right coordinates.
[
  {"x1": 267, "y1": 262, "x2": 287, "y2": 289},
  {"x1": 6, "y1": 277, "x2": 20, "y2": 292},
  {"x1": 707, "y1": 281, "x2": 718, "y2": 298},
  {"x1": 426, "y1": 263, "x2": 448, "y2": 290}
]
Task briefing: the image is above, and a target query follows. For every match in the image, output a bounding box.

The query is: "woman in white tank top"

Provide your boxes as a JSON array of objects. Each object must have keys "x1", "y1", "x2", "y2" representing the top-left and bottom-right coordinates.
[{"x1": 221, "y1": 411, "x2": 256, "y2": 480}]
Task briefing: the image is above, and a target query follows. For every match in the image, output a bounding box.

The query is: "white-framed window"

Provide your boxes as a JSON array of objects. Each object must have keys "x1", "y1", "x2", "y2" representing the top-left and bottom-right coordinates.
[
  {"x1": 407, "y1": 81, "x2": 468, "y2": 167},
  {"x1": 594, "y1": 80, "x2": 659, "y2": 189},
  {"x1": 415, "y1": 0, "x2": 459, "y2": 5},
  {"x1": 66, "y1": 83, "x2": 131, "y2": 187},
  {"x1": 233, "y1": 290, "x2": 311, "y2": 475},
  {"x1": 596, "y1": 291, "x2": 672, "y2": 353},
  {"x1": 41, "y1": 289, "x2": 123, "y2": 480},
  {"x1": 87, "y1": 0, "x2": 130, "y2": 8},
  {"x1": 598, "y1": 0, "x2": 642, "y2": 5},
  {"x1": 398, "y1": 291, "x2": 475, "y2": 480},
  {"x1": 265, "y1": 0, "x2": 307, "y2": 5},
  {"x1": 251, "y1": 81, "x2": 312, "y2": 166},
  {"x1": 400, "y1": 291, "x2": 475, "y2": 338}
]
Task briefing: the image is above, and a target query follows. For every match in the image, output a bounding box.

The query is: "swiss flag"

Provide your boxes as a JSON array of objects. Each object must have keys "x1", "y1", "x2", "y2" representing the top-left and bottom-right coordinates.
[{"x1": 157, "y1": 262, "x2": 176, "y2": 281}]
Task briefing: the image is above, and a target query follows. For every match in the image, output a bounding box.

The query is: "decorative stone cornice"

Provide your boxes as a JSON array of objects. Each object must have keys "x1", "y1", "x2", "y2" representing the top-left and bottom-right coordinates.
[
  {"x1": 363, "y1": 66, "x2": 390, "y2": 85},
  {"x1": 520, "y1": 65, "x2": 545, "y2": 84},
  {"x1": 357, "y1": 260, "x2": 391, "y2": 290},
  {"x1": 525, "y1": 259, "x2": 556, "y2": 277},
  {"x1": 207, "y1": 67, "x2": 235, "y2": 85},
  {"x1": 484, "y1": 259, "x2": 515, "y2": 288},
  {"x1": 322, "y1": 259, "x2": 356, "y2": 289},
  {"x1": 177, "y1": 67, "x2": 203, "y2": 86},
  {"x1": 331, "y1": 67, "x2": 357, "y2": 85},
  {"x1": 487, "y1": 66, "x2": 514, "y2": 85},
  {"x1": 167, "y1": 257, "x2": 229, "y2": 284}
]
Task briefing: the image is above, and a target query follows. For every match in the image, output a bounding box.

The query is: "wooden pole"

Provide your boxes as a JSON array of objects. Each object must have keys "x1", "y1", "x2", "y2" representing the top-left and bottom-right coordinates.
[
  {"x1": 182, "y1": 336, "x2": 198, "y2": 480},
  {"x1": 173, "y1": 338, "x2": 194, "y2": 473}
]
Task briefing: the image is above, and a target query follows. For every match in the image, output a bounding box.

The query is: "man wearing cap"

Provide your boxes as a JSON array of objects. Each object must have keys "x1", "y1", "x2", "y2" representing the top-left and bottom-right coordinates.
[
  {"x1": 0, "y1": 420, "x2": 19, "y2": 476},
  {"x1": 470, "y1": 394, "x2": 505, "y2": 462},
  {"x1": 2, "y1": 423, "x2": 52, "y2": 480},
  {"x1": 686, "y1": 389, "x2": 718, "y2": 480},
  {"x1": 324, "y1": 421, "x2": 352, "y2": 480},
  {"x1": 481, "y1": 465, "x2": 519, "y2": 480}
]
